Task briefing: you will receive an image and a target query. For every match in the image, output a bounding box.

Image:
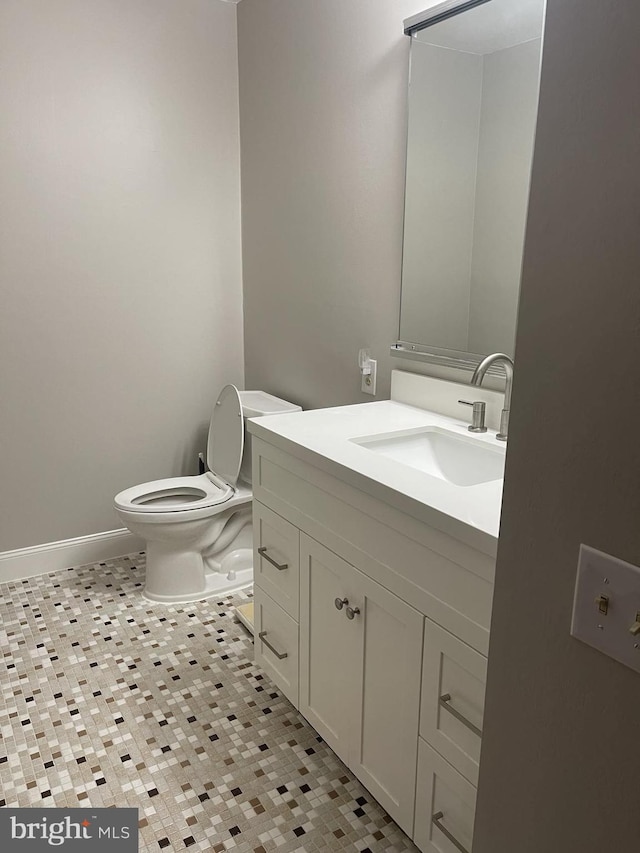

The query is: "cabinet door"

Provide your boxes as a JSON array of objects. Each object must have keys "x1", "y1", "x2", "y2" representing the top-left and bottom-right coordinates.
[
  {"x1": 299, "y1": 535, "x2": 356, "y2": 765},
  {"x1": 348, "y1": 565, "x2": 424, "y2": 836}
]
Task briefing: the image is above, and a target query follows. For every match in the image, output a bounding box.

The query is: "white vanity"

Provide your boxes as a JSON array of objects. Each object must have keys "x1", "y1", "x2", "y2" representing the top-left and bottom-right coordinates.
[{"x1": 249, "y1": 370, "x2": 505, "y2": 853}]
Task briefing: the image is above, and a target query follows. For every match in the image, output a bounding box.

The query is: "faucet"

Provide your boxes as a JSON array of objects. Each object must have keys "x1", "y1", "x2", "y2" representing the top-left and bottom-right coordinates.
[{"x1": 470, "y1": 352, "x2": 514, "y2": 442}]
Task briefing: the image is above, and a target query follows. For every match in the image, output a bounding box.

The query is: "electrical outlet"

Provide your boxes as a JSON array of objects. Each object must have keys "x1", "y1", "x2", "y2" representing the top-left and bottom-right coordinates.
[
  {"x1": 361, "y1": 358, "x2": 377, "y2": 395},
  {"x1": 571, "y1": 544, "x2": 640, "y2": 674}
]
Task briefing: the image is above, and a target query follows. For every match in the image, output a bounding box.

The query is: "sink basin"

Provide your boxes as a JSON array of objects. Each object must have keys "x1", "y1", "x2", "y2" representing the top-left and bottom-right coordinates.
[{"x1": 351, "y1": 427, "x2": 505, "y2": 487}]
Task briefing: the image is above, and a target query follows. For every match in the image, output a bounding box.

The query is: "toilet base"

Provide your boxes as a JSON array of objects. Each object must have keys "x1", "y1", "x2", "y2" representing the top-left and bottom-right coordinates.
[
  {"x1": 135, "y1": 503, "x2": 254, "y2": 604},
  {"x1": 142, "y1": 566, "x2": 253, "y2": 604},
  {"x1": 143, "y1": 546, "x2": 254, "y2": 604},
  {"x1": 142, "y1": 548, "x2": 253, "y2": 604}
]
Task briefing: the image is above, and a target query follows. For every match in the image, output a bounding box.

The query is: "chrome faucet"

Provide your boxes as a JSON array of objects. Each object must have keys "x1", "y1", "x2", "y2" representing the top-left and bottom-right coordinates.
[{"x1": 470, "y1": 353, "x2": 514, "y2": 442}]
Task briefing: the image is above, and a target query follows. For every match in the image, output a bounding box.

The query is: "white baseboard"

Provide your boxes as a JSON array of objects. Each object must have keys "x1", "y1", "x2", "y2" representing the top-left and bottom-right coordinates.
[{"x1": 0, "y1": 529, "x2": 145, "y2": 584}]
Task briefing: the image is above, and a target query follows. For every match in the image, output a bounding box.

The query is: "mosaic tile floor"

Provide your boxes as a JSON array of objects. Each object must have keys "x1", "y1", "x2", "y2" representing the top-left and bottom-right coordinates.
[{"x1": 0, "y1": 554, "x2": 418, "y2": 852}]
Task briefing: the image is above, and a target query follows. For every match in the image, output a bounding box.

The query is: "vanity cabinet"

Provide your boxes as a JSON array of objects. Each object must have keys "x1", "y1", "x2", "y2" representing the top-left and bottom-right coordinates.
[{"x1": 250, "y1": 434, "x2": 494, "y2": 850}]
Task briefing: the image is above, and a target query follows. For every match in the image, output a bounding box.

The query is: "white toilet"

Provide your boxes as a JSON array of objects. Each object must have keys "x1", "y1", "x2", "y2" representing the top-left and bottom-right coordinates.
[{"x1": 114, "y1": 385, "x2": 300, "y2": 603}]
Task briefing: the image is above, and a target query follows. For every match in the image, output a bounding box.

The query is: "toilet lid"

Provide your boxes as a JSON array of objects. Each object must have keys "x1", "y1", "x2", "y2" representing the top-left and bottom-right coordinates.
[{"x1": 207, "y1": 384, "x2": 244, "y2": 487}]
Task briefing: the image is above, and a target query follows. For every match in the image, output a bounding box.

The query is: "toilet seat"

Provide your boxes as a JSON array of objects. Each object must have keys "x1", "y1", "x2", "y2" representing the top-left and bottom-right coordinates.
[
  {"x1": 114, "y1": 473, "x2": 233, "y2": 514},
  {"x1": 115, "y1": 385, "x2": 245, "y2": 516}
]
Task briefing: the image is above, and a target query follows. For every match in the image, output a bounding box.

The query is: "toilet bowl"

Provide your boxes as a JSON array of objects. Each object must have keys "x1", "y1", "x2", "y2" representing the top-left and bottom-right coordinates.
[{"x1": 114, "y1": 385, "x2": 300, "y2": 603}]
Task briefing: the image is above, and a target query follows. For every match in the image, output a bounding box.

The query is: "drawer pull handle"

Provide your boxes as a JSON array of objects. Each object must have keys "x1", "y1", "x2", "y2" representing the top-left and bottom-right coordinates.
[
  {"x1": 258, "y1": 547, "x2": 288, "y2": 571},
  {"x1": 258, "y1": 631, "x2": 288, "y2": 660},
  {"x1": 432, "y1": 811, "x2": 470, "y2": 853},
  {"x1": 439, "y1": 693, "x2": 483, "y2": 738},
  {"x1": 346, "y1": 606, "x2": 360, "y2": 620},
  {"x1": 335, "y1": 597, "x2": 349, "y2": 610}
]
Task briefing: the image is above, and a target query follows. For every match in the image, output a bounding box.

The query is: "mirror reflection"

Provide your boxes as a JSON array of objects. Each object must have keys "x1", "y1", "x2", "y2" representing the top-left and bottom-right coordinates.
[{"x1": 399, "y1": 0, "x2": 546, "y2": 362}]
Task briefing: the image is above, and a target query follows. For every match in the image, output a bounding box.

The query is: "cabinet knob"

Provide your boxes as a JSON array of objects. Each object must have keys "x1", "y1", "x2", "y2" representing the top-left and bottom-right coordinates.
[
  {"x1": 346, "y1": 606, "x2": 360, "y2": 620},
  {"x1": 335, "y1": 597, "x2": 348, "y2": 611}
]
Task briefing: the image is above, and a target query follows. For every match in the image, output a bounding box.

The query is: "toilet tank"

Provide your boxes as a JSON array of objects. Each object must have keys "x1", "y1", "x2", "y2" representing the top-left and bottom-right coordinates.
[{"x1": 238, "y1": 391, "x2": 302, "y2": 485}]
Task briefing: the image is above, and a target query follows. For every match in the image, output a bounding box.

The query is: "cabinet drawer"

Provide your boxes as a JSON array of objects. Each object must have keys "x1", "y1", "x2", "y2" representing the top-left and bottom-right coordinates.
[
  {"x1": 420, "y1": 619, "x2": 487, "y2": 786},
  {"x1": 414, "y1": 739, "x2": 477, "y2": 853},
  {"x1": 253, "y1": 501, "x2": 299, "y2": 619},
  {"x1": 254, "y1": 587, "x2": 299, "y2": 708}
]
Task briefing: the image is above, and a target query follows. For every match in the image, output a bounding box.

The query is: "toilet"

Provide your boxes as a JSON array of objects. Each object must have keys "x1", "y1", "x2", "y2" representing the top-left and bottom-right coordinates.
[{"x1": 114, "y1": 385, "x2": 301, "y2": 603}]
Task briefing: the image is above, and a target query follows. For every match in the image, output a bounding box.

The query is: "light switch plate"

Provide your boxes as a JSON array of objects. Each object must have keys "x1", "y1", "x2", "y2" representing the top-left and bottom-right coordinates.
[{"x1": 571, "y1": 544, "x2": 640, "y2": 673}]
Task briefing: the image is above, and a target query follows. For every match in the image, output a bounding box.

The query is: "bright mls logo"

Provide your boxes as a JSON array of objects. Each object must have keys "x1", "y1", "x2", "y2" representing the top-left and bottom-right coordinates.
[{"x1": 0, "y1": 809, "x2": 138, "y2": 851}]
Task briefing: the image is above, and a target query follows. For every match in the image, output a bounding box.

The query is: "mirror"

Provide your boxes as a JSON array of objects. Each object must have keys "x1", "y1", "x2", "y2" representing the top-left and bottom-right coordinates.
[{"x1": 397, "y1": 0, "x2": 546, "y2": 367}]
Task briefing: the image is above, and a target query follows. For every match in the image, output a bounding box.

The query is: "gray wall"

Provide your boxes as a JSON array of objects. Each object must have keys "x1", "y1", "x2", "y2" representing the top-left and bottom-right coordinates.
[
  {"x1": 0, "y1": 0, "x2": 244, "y2": 551},
  {"x1": 475, "y1": 1, "x2": 640, "y2": 850},
  {"x1": 238, "y1": 0, "x2": 427, "y2": 409}
]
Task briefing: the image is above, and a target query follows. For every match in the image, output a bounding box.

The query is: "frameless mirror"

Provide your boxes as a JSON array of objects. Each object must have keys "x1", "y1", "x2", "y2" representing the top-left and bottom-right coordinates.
[{"x1": 396, "y1": 0, "x2": 546, "y2": 368}]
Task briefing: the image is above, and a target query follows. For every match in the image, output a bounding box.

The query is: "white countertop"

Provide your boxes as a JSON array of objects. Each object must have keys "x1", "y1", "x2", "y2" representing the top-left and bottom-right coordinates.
[{"x1": 248, "y1": 400, "x2": 505, "y2": 557}]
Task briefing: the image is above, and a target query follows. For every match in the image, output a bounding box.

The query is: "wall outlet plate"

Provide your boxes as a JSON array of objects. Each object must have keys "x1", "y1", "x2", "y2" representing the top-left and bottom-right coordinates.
[
  {"x1": 361, "y1": 358, "x2": 377, "y2": 395},
  {"x1": 571, "y1": 544, "x2": 640, "y2": 674}
]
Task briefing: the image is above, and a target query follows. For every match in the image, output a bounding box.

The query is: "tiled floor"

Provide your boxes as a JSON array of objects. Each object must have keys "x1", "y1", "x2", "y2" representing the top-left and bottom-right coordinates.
[{"x1": 0, "y1": 555, "x2": 417, "y2": 852}]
